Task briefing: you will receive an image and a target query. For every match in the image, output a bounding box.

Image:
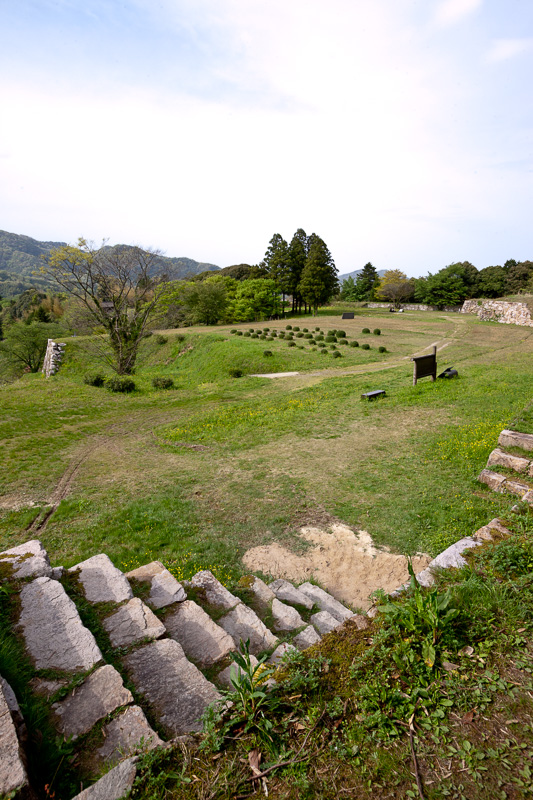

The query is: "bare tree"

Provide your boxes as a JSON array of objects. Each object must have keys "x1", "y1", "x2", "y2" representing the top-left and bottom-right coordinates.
[{"x1": 41, "y1": 238, "x2": 171, "y2": 374}]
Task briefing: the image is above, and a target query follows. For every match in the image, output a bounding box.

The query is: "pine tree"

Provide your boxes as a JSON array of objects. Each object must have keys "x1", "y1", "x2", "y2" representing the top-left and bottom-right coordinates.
[
  {"x1": 288, "y1": 228, "x2": 308, "y2": 313},
  {"x1": 353, "y1": 262, "x2": 379, "y2": 301},
  {"x1": 298, "y1": 234, "x2": 338, "y2": 314},
  {"x1": 263, "y1": 234, "x2": 290, "y2": 315}
]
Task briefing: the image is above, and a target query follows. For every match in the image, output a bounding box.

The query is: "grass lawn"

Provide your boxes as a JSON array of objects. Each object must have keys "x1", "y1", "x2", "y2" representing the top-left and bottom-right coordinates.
[{"x1": 1, "y1": 308, "x2": 532, "y2": 585}]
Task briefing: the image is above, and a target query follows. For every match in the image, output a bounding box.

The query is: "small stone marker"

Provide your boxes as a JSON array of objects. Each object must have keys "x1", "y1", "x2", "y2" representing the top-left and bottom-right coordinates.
[
  {"x1": 69, "y1": 554, "x2": 133, "y2": 604},
  {"x1": 310, "y1": 610, "x2": 342, "y2": 635},
  {"x1": 96, "y1": 706, "x2": 162, "y2": 766},
  {"x1": 52, "y1": 665, "x2": 133, "y2": 739},
  {"x1": 123, "y1": 639, "x2": 221, "y2": 735},
  {"x1": 269, "y1": 579, "x2": 313, "y2": 610},
  {"x1": 0, "y1": 539, "x2": 52, "y2": 580},
  {"x1": 103, "y1": 598, "x2": 166, "y2": 648},
  {"x1": 218, "y1": 604, "x2": 278, "y2": 655},
  {"x1": 0, "y1": 678, "x2": 29, "y2": 798},
  {"x1": 19, "y1": 578, "x2": 103, "y2": 671},
  {"x1": 126, "y1": 561, "x2": 186, "y2": 609},
  {"x1": 298, "y1": 583, "x2": 353, "y2": 622},
  {"x1": 164, "y1": 600, "x2": 235, "y2": 668}
]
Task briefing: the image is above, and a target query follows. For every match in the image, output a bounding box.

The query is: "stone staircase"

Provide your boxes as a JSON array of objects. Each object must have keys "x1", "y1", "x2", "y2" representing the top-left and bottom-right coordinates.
[
  {"x1": 478, "y1": 429, "x2": 533, "y2": 503},
  {"x1": 0, "y1": 540, "x2": 360, "y2": 799}
]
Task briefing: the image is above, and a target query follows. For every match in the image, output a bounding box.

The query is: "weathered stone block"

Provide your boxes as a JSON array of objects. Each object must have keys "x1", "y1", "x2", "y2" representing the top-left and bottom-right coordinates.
[
  {"x1": 164, "y1": 600, "x2": 235, "y2": 668},
  {"x1": 52, "y1": 666, "x2": 133, "y2": 739},
  {"x1": 498, "y1": 429, "x2": 533, "y2": 452},
  {"x1": 218, "y1": 604, "x2": 278, "y2": 655},
  {"x1": 0, "y1": 678, "x2": 28, "y2": 798},
  {"x1": 415, "y1": 537, "x2": 481, "y2": 587},
  {"x1": 310, "y1": 610, "x2": 342, "y2": 635},
  {"x1": 505, "y1": 480, "x2": 530, "y2": 497},
  {"x1": 103, "y1": 598, "x2": 166, "y2": 648},
  {"x1": 270, "y1": 598, "x2": 304, "y2": 631},
  {"x1": 0, "y1": 539, "x2": 52, "y2": 580},
  {"x1": 69, "y1": 554, "x2": 133, "y2": 604},
  {"x1": 189, "y1": 570, "x2": 241, "y2": 610},
  {"x1": 487, "y1": 448, "x2": 530, "y2": 473},
  {"x1": 19, "y1": 578, "x2": 102, "y2": 671},
  {"x1": 126, "y1": 561, "x2": 186, "y2": 609},
  {"x1": 478, "y1": 469, "x2": 507, "y2": 492},
  {"x1": 123, "y1": 639, "x2": 221, "y2": 735},
  {"x1": 71, "y1": 757, "x2": 138, "y2": 800},
  {"x1": 293, "y1": 625, "x2": 321, "y2": 650},
  {"x1": 269, "y1": 579, "x2": 313, "y2": 610},
  {"x1": 298, "y1": 583, "x2": 353, "y2": 622},
  {"x1": 96, "y1": 706, "x2": 162, "y2": 766},
  {"x1": 244, "y1": 576, "x2": 275, "y2": 605}
]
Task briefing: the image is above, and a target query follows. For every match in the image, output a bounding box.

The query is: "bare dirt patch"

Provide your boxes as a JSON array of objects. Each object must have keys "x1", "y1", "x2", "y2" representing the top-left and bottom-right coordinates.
[{"x1": 243, "y1": 522, "x2": 431, "y2": 610}]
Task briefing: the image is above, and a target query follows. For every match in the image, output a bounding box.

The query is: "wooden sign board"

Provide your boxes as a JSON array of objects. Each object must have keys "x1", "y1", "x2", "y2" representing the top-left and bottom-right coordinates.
[
  {"x1": 342, "y1": 312, "x2": 354, "y2": 319},
  {"x1": 412, "y1": 346, "x2": 437, "y2": 385}
]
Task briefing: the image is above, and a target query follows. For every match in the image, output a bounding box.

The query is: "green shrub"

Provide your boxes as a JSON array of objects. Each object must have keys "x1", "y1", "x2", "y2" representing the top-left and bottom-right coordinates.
[
  {"x1": 339, "y1": 338, "x2": 348, "y2": 345},
  {"x1": 350, "y1": 341, "x2": 359, "y2": 347},
  {"x1": 325, "y1": 336, "x2": 337, "y2": 343},
  {"x1": 263, "y1": 327, "x2": 270, "y2": 332},
  {"x1": 84, "y1": 372, "x2": 106, "y2": 387},
  {"x1": 336, "y1": 330, "x2": 346, "y2": 338},
  {"x1": 329, "y1": 344, "x2": 337, "y2": 350},
  {"x1": 293, "y1": 326, "x2": 300, "y2": 331},
  {"x1": 237, "y1": 331, "x2": 244, "y2": 336},
  {"x1": 329, "y1": 329, "x2": 337, "y2": 335},
  {"x1": 106, "y1": 376, "x2": 136, "y2": 393},
  {"x1": 263, "y1": 350, "x2": 273, "y2": 357},
  {"x1": 378, "y1": 346, "x2": 387, "y2": 353},
  {"x1": 229, "y1": 368, "x2": 244, "y2": 378},
  {"x1": 296, "y1": 332, "x2": 304, "y2": 338},
  {"x1": 230, "y1": 329, "x2": 237, "y2": 334},
  {"x1": 260, "y1": 335, "x2": 266, "y2": 340},
  {"x1": 361, "y1": 343, "x2": 370, "y2": 350},
  {"x1": 251, "y1": 334, "x2": 259, "y2": 339},
  {"x1": 316, "y1": 334, "x2": 324, "y2": 341},
  {"x1": 362, "y1": 327, "x2": 370, "y2": 334},
  {"x1": 373, "y1": 328, "x2": 381, "y2": 336},
  {"x1": 315, "y1": 326, "x2": 320, "y2": 331},
  {"x1": 152, "y1": 376, "x2": 174, "y2": 389},
  {"x1": 244, "y1": 332, "x2": 251, "y2": 337},
  {"x1": 302, "y1": 328, "x2": 308, "y2": 332},
  {"x1": 271, "y1": 331, "x2": 278, "y2": 337},
  {"x1": 155, "y1": 334, "x2": 168, "y2": 345},
  {"x1": 286, "y1": 324, "x2": 292, "y2": 330},
  {"x1": 249, "y1": 328, "x2": 255, "y2": 333},
  {"x1": 311, "y1": 347, "x2": 317, "y2": 351},
  {"x1": 332, "y1": 351, "x2": 342, "y2": 358},
  {"x1": 304, "y1": 333, "x2": 313, "y2": 339},
  {"x1": 176, "y1": 334, "x2": 185, "y2": 342},
  {"x1": 287, "y1": 341, "x2": 296, "y2": 347},
  {"x1": 320, "y1": 348, "x2": 328, "y2": 355}
]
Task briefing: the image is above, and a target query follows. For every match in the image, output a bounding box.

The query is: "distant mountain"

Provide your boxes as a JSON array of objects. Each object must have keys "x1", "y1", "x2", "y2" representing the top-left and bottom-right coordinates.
[
  {"x1": 0, "y1": 230, "x2": 220, "y2": 297},
  {"x1": 338, "y1": 268, "x2": 387, "y2": 283}
]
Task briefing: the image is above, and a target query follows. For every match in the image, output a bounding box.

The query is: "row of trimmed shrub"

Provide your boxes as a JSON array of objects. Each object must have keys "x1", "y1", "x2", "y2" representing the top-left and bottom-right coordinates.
[{"x1": 84, "y1": 374, "x2": 175, "y2": 392}]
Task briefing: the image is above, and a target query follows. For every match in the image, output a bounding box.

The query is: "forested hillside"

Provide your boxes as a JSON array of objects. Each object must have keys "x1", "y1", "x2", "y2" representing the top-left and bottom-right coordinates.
[{"x1": 0, "y1": 230, "x2": 220, "y2": 297}]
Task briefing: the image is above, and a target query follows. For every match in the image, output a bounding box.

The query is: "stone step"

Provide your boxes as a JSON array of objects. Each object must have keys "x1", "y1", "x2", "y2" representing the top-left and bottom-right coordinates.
[
  {"x1": 473, "y1": 517, "x2": 512, "y2": 542},
  {"x1": 94, "y1": 706, "x2": 163, "y2": 768},
  {"x1": 70, "y1": 756, "x2": 138, "y2": 800},
  {"x1": 310, "y1": 610, "x2": 343, "y2": 635},
  {"x1": 298, "y1": 583, "x2": 354, "y2": 623},
  {"x1": 126, "y1": 561, "x2": 186, "y2": 609},
  {"x1": 69, "y1": 554, "x2": 133, "y2": 604},
  {"x1": 0, "y1": 677, "x2": 29, "y2": 799},
  {"x1": 487, "y1": 448, "x2": 531, "y2": 474},
  {"x1": 271, "y1": 598, "x2": 305, "y2": 632},
  {"x1": 244, "y1": 575, "x2": 275, "y2": 605},
  {"x1": 413, "y1": 537, "x2": 481, "y2": 589},
  {"x1": 52, "y1": 665, "x2": 133, "y2": 739},
  {"x1": 498, "y1": 429, "x2": 533, "y2": 452},
  {"x1": 218, "y1": 604, "x2": 278, "y2": 655},
  {"x1": 164, "y1": 600, "x2": 235, "y2": 668},
  {"x1": 293, "y1": 625, "x2": 321, "y2": 650},
  {"x1": 18, "y1": 577, "x2": 103, "y2": 672},
  {"x1": 478, "y1": 468, "x2": 533, "y2": 500},
  {"x1": 0, "y1": 539, "x2": 52, "y2": 581},
  {"x1": 122, "y1": 639, "x2": 221, "y2": 736},
  {"x1": 216, "y1": 654, "x2": 259, "y2": 689},
  {"x1": 187, "y1": 570, "x2": 241, "y2": 611},
  {"x1": 103, "y1": 598, "x2": 166, "y2": 648},
  {"x1": 269, "y1": 579, "x2": 313, "y2": 610}
]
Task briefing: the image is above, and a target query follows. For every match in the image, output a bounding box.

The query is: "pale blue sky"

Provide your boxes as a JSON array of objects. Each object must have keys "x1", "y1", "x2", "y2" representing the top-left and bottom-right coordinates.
[{"x1": 1, "y1": 0, "x2": 532, "y2": 276}]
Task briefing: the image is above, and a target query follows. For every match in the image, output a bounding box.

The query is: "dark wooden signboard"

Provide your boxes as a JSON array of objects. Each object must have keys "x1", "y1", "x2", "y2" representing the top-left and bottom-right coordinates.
[
  {"x1": 342, "y1": 312, "x2": 354, "y2": 319},
  {"x1": 412, "y1": 346, "x2": 437, "y2": 385}
]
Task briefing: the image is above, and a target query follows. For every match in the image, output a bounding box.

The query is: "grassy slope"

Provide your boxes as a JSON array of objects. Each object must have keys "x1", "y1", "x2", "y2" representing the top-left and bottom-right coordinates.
[{"x1": 1, "y1": 310, "x2": 532, "y2": 581}]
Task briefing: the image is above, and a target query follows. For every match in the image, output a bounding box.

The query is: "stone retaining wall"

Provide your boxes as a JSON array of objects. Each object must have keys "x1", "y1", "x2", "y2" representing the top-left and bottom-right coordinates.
[
  {"x1": 365, "y1": 303, "x2": 461, "y2": 312},
  {"x1": 461, "y1": 299, "x2": 533, "y2": 327},
  {"x1": 42, "y1": 339, "x2": 66, "y2": 377}
]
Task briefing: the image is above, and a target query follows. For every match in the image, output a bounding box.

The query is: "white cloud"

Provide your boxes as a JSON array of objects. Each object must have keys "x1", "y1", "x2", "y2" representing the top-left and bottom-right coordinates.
[
  {"x1": 434, "y1": 0, "x2": 483, "y2": 27},
  {"x1": 486, "y1": 38, "x2": 533, "y2": 63}
]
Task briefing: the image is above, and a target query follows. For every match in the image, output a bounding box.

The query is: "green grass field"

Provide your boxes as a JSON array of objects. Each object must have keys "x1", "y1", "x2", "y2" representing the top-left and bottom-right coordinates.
[{"x1": 1, "y1": 308, "x2": 532, "y2": 585}]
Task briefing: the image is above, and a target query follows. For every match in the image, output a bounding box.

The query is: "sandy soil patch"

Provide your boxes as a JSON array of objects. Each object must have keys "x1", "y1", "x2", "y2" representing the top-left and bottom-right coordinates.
[
  {"x1": 243, "y1": 523, "x2": 431, "y2": 610},
  {"x1": 0, "y1": 496, "x2": 37, "y2": 512}
]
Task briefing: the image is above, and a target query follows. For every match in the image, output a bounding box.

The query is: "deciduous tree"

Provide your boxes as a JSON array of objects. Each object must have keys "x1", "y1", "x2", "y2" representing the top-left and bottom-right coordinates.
[{"x1": 376, "y1": 269, "x2": 414, "y2": 308}]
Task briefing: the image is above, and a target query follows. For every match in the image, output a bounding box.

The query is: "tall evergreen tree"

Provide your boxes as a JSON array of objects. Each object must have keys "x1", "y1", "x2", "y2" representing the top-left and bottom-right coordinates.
[
  {"x1": 288, "y1": 228, "x2": 309, "y2": 313},
  {"x1": 263, "y1": 234, "x2": 290, "y2": 315},
  {"x1": 353, "y1": 262, "x2": 379, "y2": 301},
  {"x1": 298, "y1": 233, "x2": 338, "y2": 314}
]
